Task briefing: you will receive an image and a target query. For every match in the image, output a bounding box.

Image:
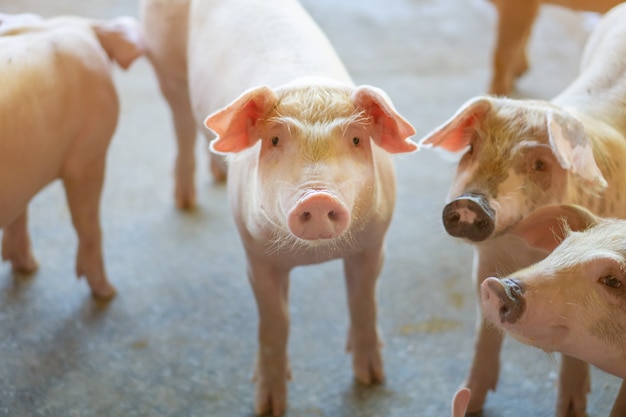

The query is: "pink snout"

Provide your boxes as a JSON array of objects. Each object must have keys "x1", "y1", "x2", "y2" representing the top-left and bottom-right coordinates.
[
  {"x1": 287, "y1": 192, "x2": 350, "y2": 240},
  {"x1": 481, "y1": 277, "x2": 525, "y2": 324}
]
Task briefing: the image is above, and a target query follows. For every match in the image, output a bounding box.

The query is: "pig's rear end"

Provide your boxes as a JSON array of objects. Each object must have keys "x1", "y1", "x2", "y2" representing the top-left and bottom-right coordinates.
[{"x1": 0, "y1": 15, "x2": 143, "y2": 299}]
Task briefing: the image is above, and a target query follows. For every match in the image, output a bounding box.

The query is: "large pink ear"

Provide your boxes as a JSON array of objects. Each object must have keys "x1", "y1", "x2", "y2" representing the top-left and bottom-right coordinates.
[
  {"x1": 547, "y1": 111, "x2": 607, "y2": 193},
  {"x1": 508, "y1": 204, "x2": 598, "y2": 253},
  {"x1": 419, "y1": 96, "x2": 492, "y2": 152},
  {"x1": 206, "y1": 86, "x2": 278, "y2": 154},
  {"x1": 451, "y1": 388, "x2": 471, "y2": 417},
  {"x1": 351, "y1": 85, "x2": 417, "y2": 153},
  {"x1": 92, "y1": 17, "x2": 145, "y2": 70}
]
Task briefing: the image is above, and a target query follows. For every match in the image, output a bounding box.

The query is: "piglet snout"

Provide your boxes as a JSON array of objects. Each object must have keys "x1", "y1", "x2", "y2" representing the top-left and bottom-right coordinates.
[
  {"x1": 287, "y1": 191, "x2": 350, "y2": 240},
  {"x1": 482, "y1": 277, "x2": 525, "y2": 324},
  {"x1": 442, "y1": 193, "x2": 495, "y2": 242}
]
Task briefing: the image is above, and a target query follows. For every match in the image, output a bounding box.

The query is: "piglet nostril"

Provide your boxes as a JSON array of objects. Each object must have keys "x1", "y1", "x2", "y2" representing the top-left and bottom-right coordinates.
[{"x1": 485, "y1": 277, "x2": 525, "y2": 324}]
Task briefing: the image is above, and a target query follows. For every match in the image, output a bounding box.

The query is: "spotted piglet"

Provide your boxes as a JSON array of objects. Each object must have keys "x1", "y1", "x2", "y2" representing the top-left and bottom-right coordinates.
[
  {"x1": 482, "y1": 204, "x2": 626, "y2": 417},
  {"x1": 419, "y1": 3, "x2": 626, "y2": 416}
]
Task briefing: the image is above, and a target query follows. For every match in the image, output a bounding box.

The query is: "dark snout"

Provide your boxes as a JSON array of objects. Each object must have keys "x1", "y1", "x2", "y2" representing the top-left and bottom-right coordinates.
[
  {"x1": 483, "y1": 277, "x2": 525, "y2": 324},
  {"x1": 442, "y1": 193, "x2": 495, "y2": 242}
]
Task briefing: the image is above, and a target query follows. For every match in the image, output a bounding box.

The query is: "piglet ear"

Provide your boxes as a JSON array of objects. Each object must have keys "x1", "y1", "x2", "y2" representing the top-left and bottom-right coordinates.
[
  {"x1": 419, "y1": 96, "x2": 492, "y2": 152},
  {"x1": 92, "y1": 17, "x2": 145, "y2": 70},
  {"x1": 206, "y1": 86, "x2": 278, "y2": 154},
  {"x1": 508, "y1": 204, "x2": 598, "y2": 253},
  {"x1": 451, "y1": 388, "x2": 471, "y2": 417},
  {"x1": 351, "y1": 85, "x2": 417, "y2": 153},
  {"x1": 547, "y1": 111, "x2": 607, "y2": 193}
]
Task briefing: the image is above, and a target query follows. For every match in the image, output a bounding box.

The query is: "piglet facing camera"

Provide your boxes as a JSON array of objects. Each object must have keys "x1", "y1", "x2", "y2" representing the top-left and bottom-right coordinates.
[
  {"x1": 0, "y1": 13, "x2": 144, "y2": 299},
  {"x1": 205, "y1": 79, "x2": 417, "y2": 416},
  {"x1": 140, "y1": 0, "x2": 417, "y2": 414}
]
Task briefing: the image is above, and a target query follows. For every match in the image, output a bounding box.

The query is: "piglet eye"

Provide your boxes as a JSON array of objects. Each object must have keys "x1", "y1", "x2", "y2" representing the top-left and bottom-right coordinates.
[
  {"x1": 467, "y1": 143, "x2": 474, "y2": 155},
  {"x1": 601, "y1": 275, "x2": 622, "y2": 289},
  {"x1": 533, "y1": 159, "x2": 546, "y2": 171},
  {"x1": 271, "y1": 136, "x2": 279, "y2": 146},
  {"x1": 353, "y1": 137, "x2": 360, "y2": 146}
]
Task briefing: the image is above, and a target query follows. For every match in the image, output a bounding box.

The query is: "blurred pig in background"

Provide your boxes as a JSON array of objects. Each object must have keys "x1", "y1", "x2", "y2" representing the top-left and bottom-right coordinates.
[{"x1": 0, "y1": 12, "x2": 144, "y2": 299}]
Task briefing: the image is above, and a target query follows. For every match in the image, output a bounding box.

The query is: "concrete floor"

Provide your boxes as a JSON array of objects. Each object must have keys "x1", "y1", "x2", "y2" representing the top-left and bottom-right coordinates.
[{"x1": 0, "y1": 0, "x2": 622, "y2": 416}]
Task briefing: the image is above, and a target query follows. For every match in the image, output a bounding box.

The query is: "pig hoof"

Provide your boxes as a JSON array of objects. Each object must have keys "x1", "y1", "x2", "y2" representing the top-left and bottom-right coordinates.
[
  {"x1": 209, "y1": 154, "x2": 227, "y2": 182},
  {"x1": 254, "y1": 383, "x2": 287, "y2": 416},
  {"x1": 90, "y1": 282, "x2": 117, "y2": 301},
  {"x1": 210, "y1": 161, "x2": 227, "y2": 183},
  {"x1": 10, "y1": 257, "x2": 39, "y2": 274},
  {"x1": 175, "y1": 191, "x2": 196, "y2": 210},
  {"x1": 352, "y1": 351, "x2": 384, "y2": 385}
]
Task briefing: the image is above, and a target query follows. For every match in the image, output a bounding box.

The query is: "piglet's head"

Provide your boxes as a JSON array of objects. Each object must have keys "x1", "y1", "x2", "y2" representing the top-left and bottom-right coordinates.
[
  {"x1": 483, "y1": 204, "x2": 626, "y2": 374},
  {"x1": 206, "y1": 82, "x2": 417, "y2": 245},
  {"x1": 419, "y1": 95, "x2": 607, "y2": 242}
]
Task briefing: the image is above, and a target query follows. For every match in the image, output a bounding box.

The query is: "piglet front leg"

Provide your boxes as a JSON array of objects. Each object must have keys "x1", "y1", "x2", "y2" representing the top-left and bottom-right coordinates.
[
  {"x1": 557, "y1": 355, "x2": 590, "y2": 417},
  {"x1": 248, "y1": 255, "x2": 292, "y2": 416},
  {"x1": 465, "y1": 249, "x2": 505, "y2": 412},
  {"x1": 344, "y1": 246, "x2": 385, "y2": 384}
]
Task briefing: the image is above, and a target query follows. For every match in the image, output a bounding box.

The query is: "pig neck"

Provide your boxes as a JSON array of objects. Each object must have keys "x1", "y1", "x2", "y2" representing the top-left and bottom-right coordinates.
[{"x1": 561, "y1": 108, "x2": 626, "y2": 219}]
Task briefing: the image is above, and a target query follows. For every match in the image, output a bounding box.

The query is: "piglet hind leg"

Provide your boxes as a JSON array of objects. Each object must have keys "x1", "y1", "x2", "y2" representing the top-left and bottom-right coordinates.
[
  {"x1": 158, "y1": 75, "x2": 199, "y2": 209},
  {"x1": 344, "y1": 246, "x2": 385, "y2": 384},
  {"x1": 1, "y1": 210, "x2": 38, "y2": 273},
  {"x1": 63, "y1": 158, "x2": 115, "y2": 300},
  {"x1": 248, "y1": 258, "x2": 292, "y2": 416},
  {"x1": 557, "y1": 355, "x2": 590, "y2": 417}
]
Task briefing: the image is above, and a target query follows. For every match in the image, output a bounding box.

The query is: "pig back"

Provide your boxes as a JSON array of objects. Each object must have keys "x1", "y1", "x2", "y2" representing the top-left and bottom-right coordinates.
[
  {"x1": 187, "y1": 0, "x2": 353, "y2": 123},
  {"x1": 0, "y1": 26, "x2": 118, "y2": 225},
  {"x1": 554, "y1": 3, "x2": 626, "y2": 135}
]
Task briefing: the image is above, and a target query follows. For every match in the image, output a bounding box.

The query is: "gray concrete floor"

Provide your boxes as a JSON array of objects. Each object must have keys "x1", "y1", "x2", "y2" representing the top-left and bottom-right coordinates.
[{"x1": 0, "y1": 0, "x2": 621, "y2": 416}]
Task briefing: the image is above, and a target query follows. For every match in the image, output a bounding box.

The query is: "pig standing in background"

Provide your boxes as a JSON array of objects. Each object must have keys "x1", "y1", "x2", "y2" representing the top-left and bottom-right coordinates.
[
  {"x1": 139, "y1": 0, "x2": 417, "y2": 415},
  {"x1": 0, "y1": 13, "x2": 144, "y2": 299},
  {"x1": 419, "y1": 3, "x2": 626, "y2": 416},
  {"x1": 487, "y1": 0, "x2": 621, "y2": 95},
  {"x1": 481, "y1": 204, "x2": 626, "y2": 417}
]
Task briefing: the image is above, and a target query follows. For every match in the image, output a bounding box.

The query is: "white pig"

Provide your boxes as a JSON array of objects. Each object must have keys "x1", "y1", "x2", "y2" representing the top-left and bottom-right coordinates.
[
  {"x1": 0, "y1": 13, "x2": 144, "y2": 299},
  {"x1": 419, "y1": 3, "x2": 626, "y2": 416},
  {"x1": 481, "y1": 204, "x2": 626, "y2": 417},
  {"x1": 139, "y1": 0, "x2": 417, "y2": 415}
]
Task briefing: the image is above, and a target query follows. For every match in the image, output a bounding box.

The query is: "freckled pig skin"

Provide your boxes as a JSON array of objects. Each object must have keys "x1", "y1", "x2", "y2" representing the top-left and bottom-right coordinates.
[{"x1": 419, "y1": 3, "x2": 626, "y2": 416}]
